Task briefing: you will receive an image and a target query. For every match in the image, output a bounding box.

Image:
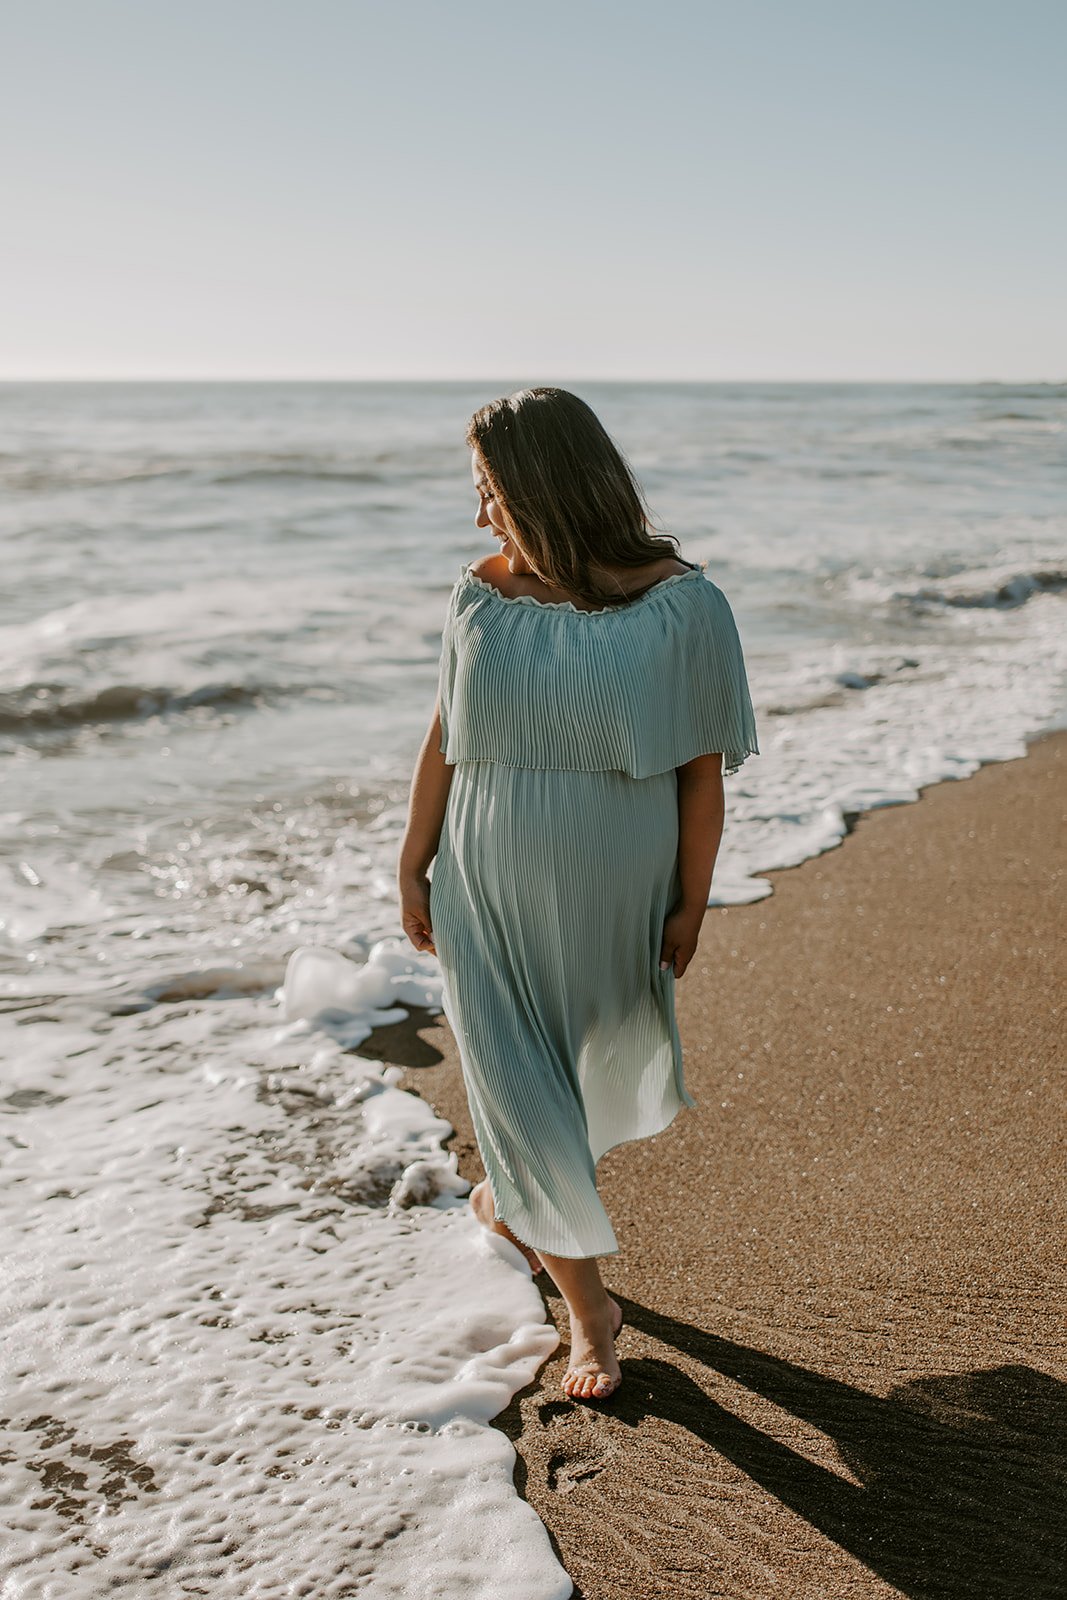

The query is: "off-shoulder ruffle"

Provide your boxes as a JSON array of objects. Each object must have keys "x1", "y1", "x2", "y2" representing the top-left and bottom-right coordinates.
[
  {"x1": 460, "y1": 560, "x2": 705, "y2": 616},
  {"x1": 437, "y1": 558, "x2": 759, "y2": 781}
]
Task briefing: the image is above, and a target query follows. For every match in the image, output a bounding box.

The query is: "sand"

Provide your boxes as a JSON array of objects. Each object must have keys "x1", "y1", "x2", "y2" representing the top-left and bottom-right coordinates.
[{"x1": 365, "y1": 729, "x2": 1067, "y2": 1599}]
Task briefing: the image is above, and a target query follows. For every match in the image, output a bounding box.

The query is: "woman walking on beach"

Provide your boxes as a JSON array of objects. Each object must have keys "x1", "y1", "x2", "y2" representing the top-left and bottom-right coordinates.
[{"x1": 398, "y1": 388, "x2": 758, "y2": 1402}]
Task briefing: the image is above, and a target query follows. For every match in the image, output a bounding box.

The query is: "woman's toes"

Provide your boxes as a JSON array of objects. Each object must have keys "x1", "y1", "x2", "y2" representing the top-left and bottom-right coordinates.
[{"x1": 561, "y1": 1362, "x2": 619, "y2": 1400}]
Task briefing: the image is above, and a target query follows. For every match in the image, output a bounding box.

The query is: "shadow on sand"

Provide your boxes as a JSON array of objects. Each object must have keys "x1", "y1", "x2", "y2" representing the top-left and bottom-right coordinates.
[{"x1": 568, "y1": 1297, "x2": 1067, "y2": 1599}]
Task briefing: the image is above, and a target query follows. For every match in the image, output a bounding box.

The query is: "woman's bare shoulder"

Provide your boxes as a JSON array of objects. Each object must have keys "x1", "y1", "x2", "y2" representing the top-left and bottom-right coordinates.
[
  {"x1": 468, "y1": 551, "x2": 694, "y2": 601},
  {"x1": 468, "y1": 553, "x2": 520, "y2": 596},
  {"x1": 648, "y1": 557, "x2": 695, "y2": 581},
  {"x1": 593, "y1": 555, "x2": 696, "y2": 590}
]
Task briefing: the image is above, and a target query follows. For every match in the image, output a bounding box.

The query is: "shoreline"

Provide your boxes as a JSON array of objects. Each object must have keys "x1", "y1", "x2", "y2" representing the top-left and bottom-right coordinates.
[{"x1": 367, "y1": 727, "x2": 1066, "y2": 1598}]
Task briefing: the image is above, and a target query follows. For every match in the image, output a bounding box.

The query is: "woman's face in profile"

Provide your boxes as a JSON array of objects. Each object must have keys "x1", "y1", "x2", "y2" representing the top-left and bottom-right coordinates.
[{"x1": 470, "y1": 451, "x2": 535, "y2": 573}]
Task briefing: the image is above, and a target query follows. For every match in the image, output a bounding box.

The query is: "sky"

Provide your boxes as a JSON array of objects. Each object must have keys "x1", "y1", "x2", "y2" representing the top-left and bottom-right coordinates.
[{"x1": 3, "y1": 0, "x2": 1065, "y2": 382}]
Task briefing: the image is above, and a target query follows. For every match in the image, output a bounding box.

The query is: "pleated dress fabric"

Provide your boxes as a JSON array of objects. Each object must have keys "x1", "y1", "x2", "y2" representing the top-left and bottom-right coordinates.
[{"x1": 428, "y1": 559, "x2": 759, "y2": 1259}]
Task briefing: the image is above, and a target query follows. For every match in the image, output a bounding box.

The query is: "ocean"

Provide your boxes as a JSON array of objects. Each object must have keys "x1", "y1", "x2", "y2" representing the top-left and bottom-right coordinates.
[{"x1": 2, "y1": 380, "x2": 1065, "y2": 1595}]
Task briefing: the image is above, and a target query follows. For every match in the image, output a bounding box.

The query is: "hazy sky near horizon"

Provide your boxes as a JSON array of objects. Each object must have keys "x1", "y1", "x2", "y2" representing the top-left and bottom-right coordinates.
[{"x1": 4, "y1": 0, "x2": 1065, "y2": 382}]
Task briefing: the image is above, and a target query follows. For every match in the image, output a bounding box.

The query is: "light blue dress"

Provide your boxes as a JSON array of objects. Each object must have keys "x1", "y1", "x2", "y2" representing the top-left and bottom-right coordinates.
[{"x1": 429, "y1": 560, "x2": 758, "y2": 1259}]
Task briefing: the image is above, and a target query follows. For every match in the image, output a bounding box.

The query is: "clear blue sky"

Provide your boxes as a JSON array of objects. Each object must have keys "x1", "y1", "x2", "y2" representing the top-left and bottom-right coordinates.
[{"x1": 3, "y1": 0, "x2": 1065, "y2": 381}]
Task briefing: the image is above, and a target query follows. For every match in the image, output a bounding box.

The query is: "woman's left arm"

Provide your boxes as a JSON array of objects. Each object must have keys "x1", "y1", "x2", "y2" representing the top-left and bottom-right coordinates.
[{"x1": 659, "y1": 752, "x2": 725, "y2": 978}]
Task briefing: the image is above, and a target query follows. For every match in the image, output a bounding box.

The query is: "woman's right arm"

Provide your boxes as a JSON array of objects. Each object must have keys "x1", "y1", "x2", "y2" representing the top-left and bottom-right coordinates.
[{"x1": 397, "y1": 699, "x2": 455, "y2": 956}]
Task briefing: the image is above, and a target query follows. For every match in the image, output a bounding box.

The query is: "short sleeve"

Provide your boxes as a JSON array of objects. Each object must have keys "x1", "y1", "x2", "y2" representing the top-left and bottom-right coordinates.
[
  {"x1": 672, "y1": 579, "x2": 759, "y2": 776},
  {"x1": 436, "y1": 581, "x2": 460, "y2": 755}
]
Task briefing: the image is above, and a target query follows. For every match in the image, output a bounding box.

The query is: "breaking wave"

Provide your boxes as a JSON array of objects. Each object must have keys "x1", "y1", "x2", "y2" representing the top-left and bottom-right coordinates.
[
  {"x1": 0, "y1": 678, "x2": 277, "y2": 735},
  {"x1": 893, "y1": 569, "x2": 1067, "y2": 614},
  {"x1": 0, "y1": 452, "x2": 393, "y2": 493}
]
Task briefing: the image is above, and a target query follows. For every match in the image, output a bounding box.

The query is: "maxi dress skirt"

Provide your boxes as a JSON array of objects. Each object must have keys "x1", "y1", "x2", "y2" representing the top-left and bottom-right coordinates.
[
  {"x1": 430, "y1": 762, "x2": 688, "y2": 1258},
  {"x1": 428, "y1": 561, "x2": 759, "y2": 1260}
]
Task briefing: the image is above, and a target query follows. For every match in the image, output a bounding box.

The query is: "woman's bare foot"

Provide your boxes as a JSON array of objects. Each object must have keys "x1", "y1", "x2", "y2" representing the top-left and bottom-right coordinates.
[
  {"x1": 561, "y1": 1295, "x2": 623, "y2": 1401},
  {"x1": 469, "y1": 1179, "x2": 543, "y2": 1274}
]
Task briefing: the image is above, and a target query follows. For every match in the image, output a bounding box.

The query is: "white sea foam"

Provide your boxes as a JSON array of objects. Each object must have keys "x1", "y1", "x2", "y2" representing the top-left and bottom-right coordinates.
[
  {"x1": 708, "y1": 584, "x2": 1067, "y2": 903},
  {"x1": 0, "y1": 941, "x2": 571, "y2": 1598}
]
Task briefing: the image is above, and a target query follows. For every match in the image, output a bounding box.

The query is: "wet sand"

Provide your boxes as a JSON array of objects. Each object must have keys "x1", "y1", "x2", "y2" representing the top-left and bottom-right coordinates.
[{"x1": 368, "y1": 729, "x2": 1067, "y2": 1599}]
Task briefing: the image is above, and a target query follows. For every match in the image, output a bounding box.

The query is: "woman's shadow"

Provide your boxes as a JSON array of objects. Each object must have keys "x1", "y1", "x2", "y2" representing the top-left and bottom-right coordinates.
[{"x1": 605, "y1": 1298, "x2": 1066, "y2": 1599}]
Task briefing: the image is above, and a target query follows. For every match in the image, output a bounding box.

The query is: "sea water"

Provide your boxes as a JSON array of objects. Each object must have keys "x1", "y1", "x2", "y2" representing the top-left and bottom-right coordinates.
[{"x1": 1, "y1": 381, "x2": 1065, "y2": 1595}]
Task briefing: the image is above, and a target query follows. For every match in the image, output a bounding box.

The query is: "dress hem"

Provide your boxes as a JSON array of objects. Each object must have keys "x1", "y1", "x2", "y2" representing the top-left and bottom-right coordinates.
[
  {"x1": 590, "y1": 1088, "x2": 698, "y2": 1170},
  {"x1": 487, "y1": 1092, "x2": 697, "y2": 1262},
  {"x1": 494, "y1": 1221, "x2": 621, "y2": 1264}
]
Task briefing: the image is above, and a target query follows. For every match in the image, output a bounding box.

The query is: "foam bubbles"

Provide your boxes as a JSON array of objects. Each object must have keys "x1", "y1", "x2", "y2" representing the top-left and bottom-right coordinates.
[
  {"x1": 0, "y1": 952, "x2": 569, "y2": 1598},
  {"x1": 710, "y1": 584, "x2": 1067, "y2": 903}
]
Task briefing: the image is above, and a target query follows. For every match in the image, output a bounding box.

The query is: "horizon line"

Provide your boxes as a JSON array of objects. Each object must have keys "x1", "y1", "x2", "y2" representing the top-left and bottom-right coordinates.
[{"x1": 1, "y1": 374, "x2": 1063, "y2": 387}]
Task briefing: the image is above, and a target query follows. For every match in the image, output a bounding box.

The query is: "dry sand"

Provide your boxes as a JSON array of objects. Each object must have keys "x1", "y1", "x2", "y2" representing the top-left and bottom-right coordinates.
[{"x1": 365, "y1": 730, "x2": 1066, "y2": 1599}]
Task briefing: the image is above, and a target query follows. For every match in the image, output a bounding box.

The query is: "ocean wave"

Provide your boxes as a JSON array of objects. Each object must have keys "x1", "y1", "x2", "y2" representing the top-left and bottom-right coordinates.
[
  {"x1": 211, "y1": 465, "x2": 387, "y2": 486},
  {"x1": 0, "y1": 459, "x2": 194, "y2": 492},
  {"x1": 764, "y1": 657, "x2": 922, "y2": 716},
  {"x1": 0, "y1": 452, "x2": 392, "y2": 493},
  {"x1": 0, "y1": 678, "x2": 272, "y2": 734},
  {"x1": 976, "y1": 382, "x2": 1067, "y2": 398},
  {"x1": 893, "y1": 569, "x2": 1067, "y2": 614}
]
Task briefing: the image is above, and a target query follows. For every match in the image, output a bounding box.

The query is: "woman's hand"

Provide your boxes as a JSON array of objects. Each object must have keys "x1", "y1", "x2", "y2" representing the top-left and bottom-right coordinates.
[
  {"x1": 399, "y1": 870, "x2": 436, "y2": 957},
  {"x1": 659, "y1": 901, "x2": 704, "y2": 979}
]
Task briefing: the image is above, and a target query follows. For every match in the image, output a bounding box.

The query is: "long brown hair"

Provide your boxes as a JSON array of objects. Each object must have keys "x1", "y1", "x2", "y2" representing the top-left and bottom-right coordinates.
[{"x1": 465, "y1": 387, "x2": 683, "y2": 609}]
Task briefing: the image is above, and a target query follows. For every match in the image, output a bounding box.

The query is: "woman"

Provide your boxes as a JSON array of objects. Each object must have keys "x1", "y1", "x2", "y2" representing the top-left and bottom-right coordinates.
[{"x1": 398, "y1": 388, "x2": 758, "y2": 1403}]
